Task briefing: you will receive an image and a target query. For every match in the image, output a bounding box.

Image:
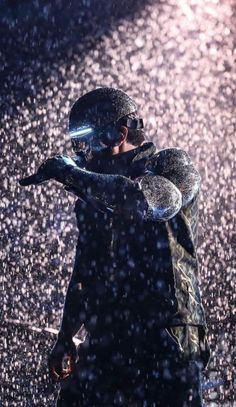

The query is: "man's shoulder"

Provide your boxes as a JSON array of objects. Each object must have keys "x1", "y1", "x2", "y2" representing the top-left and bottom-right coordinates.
[
  {"x1": 147, "y1": 147, "x2": 192, "y2": 173},
  {"x1": 151, "y1": 147, "x2": 192, "y2": 164}
]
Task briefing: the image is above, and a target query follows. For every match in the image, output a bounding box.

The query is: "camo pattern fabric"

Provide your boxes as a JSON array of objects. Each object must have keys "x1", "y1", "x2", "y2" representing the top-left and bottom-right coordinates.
[{"x1": 165, "y1": 201, "x2": 206, "y2": 327}]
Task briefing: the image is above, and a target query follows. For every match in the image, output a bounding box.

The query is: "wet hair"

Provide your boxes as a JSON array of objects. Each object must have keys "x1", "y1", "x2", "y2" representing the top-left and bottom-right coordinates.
[{"x1": 118, "y1": 113, "x2": 145, "y2": 146}]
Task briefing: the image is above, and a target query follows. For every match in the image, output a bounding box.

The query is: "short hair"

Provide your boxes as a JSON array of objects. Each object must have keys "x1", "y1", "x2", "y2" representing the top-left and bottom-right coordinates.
[{"x1": 118, "y1": 113, "x2": 145, "y2": 146}]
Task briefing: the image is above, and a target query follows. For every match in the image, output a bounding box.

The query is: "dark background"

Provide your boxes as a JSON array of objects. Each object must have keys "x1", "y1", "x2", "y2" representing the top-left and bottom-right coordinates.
[{"x1": 0, "y1": 0, "x2": 235, "y2": 405}]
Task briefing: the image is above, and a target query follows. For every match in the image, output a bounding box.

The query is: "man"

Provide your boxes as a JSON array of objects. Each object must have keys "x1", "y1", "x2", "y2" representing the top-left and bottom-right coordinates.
[{"x1": 19, "y1": 87, "x2": 210, "y2": 406}]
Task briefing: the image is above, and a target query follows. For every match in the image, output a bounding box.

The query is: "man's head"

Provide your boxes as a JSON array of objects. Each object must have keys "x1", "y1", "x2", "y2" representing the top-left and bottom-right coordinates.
[{"x1": 69, "y1": 87, "x2": 145, "y2": 158}]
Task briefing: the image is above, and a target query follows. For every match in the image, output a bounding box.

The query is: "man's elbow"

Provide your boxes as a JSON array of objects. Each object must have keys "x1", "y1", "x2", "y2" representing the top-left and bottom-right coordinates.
[{"x1": 145, "y1": 187, "x2": 182, "y2": 222}]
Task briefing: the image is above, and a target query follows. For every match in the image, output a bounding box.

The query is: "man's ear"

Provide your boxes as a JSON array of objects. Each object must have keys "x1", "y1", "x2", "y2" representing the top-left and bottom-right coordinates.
[{"x1": 118, "y1": 126, "x2": 129, "y2": 143}]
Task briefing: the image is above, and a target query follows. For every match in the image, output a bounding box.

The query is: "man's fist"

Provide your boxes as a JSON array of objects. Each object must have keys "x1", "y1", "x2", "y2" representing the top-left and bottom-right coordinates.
[
  {"x1": 19, "y1": 155, "x2": 77, "y2": 186},
  {"x1": 48, "y1": 334, "x2": 77, "y2": 381}
]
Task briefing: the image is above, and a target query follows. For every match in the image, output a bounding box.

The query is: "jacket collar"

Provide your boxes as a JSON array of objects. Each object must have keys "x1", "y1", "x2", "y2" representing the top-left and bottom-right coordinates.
[{"x1": 130, "y1": 142, "x2": 156, "y2": 163}]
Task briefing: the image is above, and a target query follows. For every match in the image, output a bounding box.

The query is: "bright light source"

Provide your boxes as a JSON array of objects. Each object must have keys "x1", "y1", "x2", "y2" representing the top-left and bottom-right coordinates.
[{"x1": 70, "y1": 127, "x2": 93, "y2": 138}]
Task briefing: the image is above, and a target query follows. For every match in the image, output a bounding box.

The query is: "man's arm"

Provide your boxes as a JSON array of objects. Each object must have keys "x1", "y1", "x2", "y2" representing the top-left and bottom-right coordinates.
[
  {"x1": 62, "y1": 165, "x2": 181, "y2": 221},
  {"x1": 48, "y1": 249, "x2": 86, "y2": 381},
  {"x1": 19, "y1": 148, "x2": 200, "y2": 222},
  {"x1": 61, "y1": 148, "x2": 200, "y2": 221},
  {"x1": 58, "y1": 273, "x2": 85, "y2": 339}
]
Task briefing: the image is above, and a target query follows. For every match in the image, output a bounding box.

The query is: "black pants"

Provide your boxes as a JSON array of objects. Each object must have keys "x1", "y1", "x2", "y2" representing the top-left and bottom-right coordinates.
[{"x1": 57, "y1": 326, "x2": 205, "y2": 407}]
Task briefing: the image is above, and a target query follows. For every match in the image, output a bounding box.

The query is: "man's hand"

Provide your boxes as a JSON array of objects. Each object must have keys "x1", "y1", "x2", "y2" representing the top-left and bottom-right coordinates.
[
  {"x1": 48, "y1": 334, "x2": 77, "y2": 381},
  {"x1": 19, "y1": 155, "x2": 77, "y2": 186}
]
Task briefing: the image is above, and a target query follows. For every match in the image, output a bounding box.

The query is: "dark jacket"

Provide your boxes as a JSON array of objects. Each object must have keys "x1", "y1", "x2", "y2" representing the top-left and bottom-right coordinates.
[{"x1": 60, "y1": 141, "x2": 209, "y2": 365}]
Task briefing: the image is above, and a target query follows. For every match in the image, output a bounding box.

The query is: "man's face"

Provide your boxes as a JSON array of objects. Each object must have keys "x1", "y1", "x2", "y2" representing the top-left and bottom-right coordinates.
[{"x1": 70, "y1": 123, "x2": 120, "y2": 159}]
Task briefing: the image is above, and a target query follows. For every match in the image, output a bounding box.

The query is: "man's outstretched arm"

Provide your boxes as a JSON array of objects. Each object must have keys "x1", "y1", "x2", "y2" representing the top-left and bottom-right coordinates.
[
  {"x1": 19, "y1": 148, "x2": 200, "y2": 222},
  {"x1": 62, "y1": 164, "x2": 182, "y2": 221},
  {"x1": 60, "y1": 148, "x2": 200, "y2": 221}
]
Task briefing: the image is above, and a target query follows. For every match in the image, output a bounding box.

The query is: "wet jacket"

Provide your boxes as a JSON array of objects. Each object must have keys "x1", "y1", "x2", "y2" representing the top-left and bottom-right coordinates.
[{"x1": 59, "y1": 141, "x2": 209, "y2": 365}]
